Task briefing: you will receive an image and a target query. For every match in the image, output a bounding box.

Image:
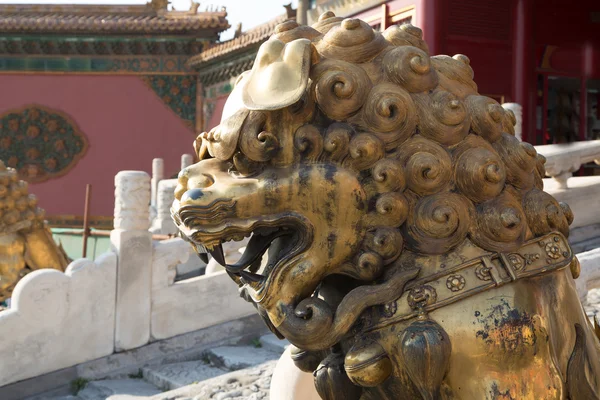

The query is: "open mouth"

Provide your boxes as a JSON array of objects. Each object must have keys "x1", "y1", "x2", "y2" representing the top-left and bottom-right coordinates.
[{"x1": 185, "y1": 217, "x2": 308, "y2": 296}]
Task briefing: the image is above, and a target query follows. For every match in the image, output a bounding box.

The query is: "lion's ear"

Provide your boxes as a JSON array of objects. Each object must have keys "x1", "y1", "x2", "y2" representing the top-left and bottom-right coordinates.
[
  {"x1": 220, "y1": 70, "x2": 249, "y2": 123},
  {"x1": 242, "y1": 38, "x2": 311, "y2": 111}
]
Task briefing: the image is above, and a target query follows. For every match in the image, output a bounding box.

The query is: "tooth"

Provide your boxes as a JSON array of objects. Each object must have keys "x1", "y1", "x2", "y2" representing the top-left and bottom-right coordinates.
[
  {"x1": 198, "y1": 253, "x2": 209, "y2": 264},
  {"x1": 208, "y1": 244, "x2": 226, "y2": 266}
]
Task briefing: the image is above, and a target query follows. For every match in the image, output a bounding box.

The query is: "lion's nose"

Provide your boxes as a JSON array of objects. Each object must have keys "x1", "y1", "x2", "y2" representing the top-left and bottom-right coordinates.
[
  {"x1": 180, "y1": 188, "x2": 207, "y2": 202},
  {"x1": 174, "y1": 170, "x2": 214, "y2": 201},
  {"x1": 189, "y1": 173, "x2": 214, "y2": 189}
]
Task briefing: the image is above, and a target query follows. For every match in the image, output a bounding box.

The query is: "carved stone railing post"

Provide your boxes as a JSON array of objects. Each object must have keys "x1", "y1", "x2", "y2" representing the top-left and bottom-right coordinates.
[
  {"x1": 535, "y1": 140, "x2": 600, "y2": 189},
  {"x1": 150, "y1": 158, "x2": 164, "y2": 222},
  {"x1": 150, "y1": 179, "x2": 178, "y2": 235},
  {"x1": 181, "y1": 153, "x2": 194, "y2": 170},
  {"x1": 111, "y1": 171, "x2": 152, "y2": 351},
  {"x1": 502, "y1": 103, "x2": 522, "y2": 142}
]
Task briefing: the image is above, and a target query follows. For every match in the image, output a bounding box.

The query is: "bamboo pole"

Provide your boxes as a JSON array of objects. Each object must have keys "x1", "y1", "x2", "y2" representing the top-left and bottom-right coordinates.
[{"x1": 82, "y1": 184, "x2": 91, "y2": 258}]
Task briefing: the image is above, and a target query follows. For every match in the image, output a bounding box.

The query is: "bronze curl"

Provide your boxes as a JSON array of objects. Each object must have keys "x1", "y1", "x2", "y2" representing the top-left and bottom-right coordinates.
[
  {"x1": 356, "y1": 83, "x2": 417, "y2": 149},
  {"x1": 452, "y1": 134, "x2": 496, "y2": 159},
  {"x1": 317, "y1": 18, "x2": 387, "y2": 63},
  {"x1": 561, "y1": 202, "x2": 574, "y2": 226},
  {"x1": 343, "y1": 133, "x2": 385, "y2": 171},
  {"x1": 503, "y1": 108, "x2": 517, "y2": 136},
  {"x1": 382, "y1": 23, "x2": 429, "y2": 53},
  {"x1": 357, "y1": 252, "x2": 385, "y2": 279},
  {"x1": 415, "y1": 90, "x2": 470, "y2": 146},
  {"x1": 363, "y1": 192, "x2": 409, "y2": 228},
  {"x1": 336, "y1": 251, "x2": 384, "y2": 282},
  {"x1": 312, "y1": 59, "x2": 372, "y2": 121},
  {"x1": 311, "y1": 11, "x2": 344, "y2": 34},
  {"x1": 430, "y1": 55, "x2": 477, "y2": 99},
  {"x1": 383, "y1": 46, "x2": 439, "y2": 93},
  {"x1": 492, "y1": 133, "x2": 537, "y2": 191},
  {"x1": 403, "y1": 192, "x2": 472, "y2": 254},
  {"x1": 364, "y1": 158, "x2": 406, "y2": 197},
  {"x1": 522, "y1": 189, "x2": 571, "y2": 238},
  {"x1": 466, "y1": 95, "x2": 506, "y2": 143},
  {"x1": 455, "y1": 147, "x2": 506, "y2": 203},
  {"x1": 534, "y1": 154, "x2": 546, "y2": 190},
  {"x1": 395, "y1": 137, "x2": 452, "y2": 196},
  {"x1": 323, "y1": 123, "x2": 352, "y2": 162},
  {"x1": 239, "y1": 111, "x2": 279, "y2": 162},
  {"x1": 273, "y1": 20, "x2": 322, "y2": 43},
  {"x1": 294, "y1": 124, "x2": 324, "y2": 161},
  {"x1": 469, "y1": 190, "x2": 527, "y2": 252},
  {"x1": 365, "y1": 227, "x2": 404, "y2": 264}
]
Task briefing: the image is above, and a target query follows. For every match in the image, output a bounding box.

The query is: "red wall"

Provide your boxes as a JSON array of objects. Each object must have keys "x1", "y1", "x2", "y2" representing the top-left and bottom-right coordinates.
[
  {"x1": 533, "y1": 0, "x2": 600, "y2": 78},
  {"x1": 0, "y1": 74, "x2": 195, "y2": 218},
  {"x1": 351, "y1": 0, "x2": 515, "y2": 98},
  {"x1": 444, "y1": 0, "x2": 514, "y2": 101}
]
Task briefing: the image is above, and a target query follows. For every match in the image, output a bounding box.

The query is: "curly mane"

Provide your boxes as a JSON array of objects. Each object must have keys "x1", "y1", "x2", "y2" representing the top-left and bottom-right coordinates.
[{"x1": 200, "y1": 15, "x2": 572, "y2": 273}]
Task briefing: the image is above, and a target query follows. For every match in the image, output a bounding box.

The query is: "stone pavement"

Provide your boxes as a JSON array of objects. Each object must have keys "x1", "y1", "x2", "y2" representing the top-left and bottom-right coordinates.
[
  {"x1": 584, "y1": 288, "x2": 600, "y2": 318},
  {"x1": 21, "y1": 288, "x2": 600, "y2": 400},
  {"x1": 31, "y1": 334, "x2": 288, "y2": 400}
]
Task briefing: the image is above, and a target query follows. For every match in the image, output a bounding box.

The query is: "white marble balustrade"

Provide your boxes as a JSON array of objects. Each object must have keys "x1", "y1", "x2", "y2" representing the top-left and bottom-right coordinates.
[
  {"x1": 0, "y1": 166, "x2": 253, "y2": 388},
  {"x1": 535, "y1": 141, "x2": 600, "y2": 308},
  {"x1": 535, "y1": 140, "x2": 600, "y2": 189}
]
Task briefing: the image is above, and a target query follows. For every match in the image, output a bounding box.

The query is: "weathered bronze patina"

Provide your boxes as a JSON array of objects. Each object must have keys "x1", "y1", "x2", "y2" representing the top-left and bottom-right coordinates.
[
  {"x1": 172, "y1": 13, "x2": 600, "y2": 399},
  {"x1": 0, "y1": 161, "x2": 68, "y2": 302}
]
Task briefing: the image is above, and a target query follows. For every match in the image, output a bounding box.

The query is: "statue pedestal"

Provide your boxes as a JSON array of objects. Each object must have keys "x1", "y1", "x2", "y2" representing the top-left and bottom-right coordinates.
[{"x1": 270, "y1": 347, "x2": 320, "y2": 400}]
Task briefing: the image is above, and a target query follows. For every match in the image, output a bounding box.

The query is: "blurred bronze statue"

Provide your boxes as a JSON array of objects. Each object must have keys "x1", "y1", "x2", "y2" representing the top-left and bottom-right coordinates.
[
  {"x1": 172, "y1": 12, "x2": 600, "y2": 399},
  {"x1": 0, "y1": 161, "x2": 68, "y2": 303}
]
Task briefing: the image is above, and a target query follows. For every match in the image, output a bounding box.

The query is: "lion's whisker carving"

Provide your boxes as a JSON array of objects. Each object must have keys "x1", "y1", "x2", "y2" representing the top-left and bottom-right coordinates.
[
  {"x1": 277, "y1": 268, "x2": 420, "y2": 351},
  {"x1": 172, "y1": 12, "x2": 600, "y2": 399}
]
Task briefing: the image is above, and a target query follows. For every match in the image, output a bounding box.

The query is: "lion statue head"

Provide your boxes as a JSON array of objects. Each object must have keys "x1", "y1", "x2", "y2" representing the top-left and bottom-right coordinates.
[{"x1": 171, "y1": 12, "x2": 576, "y2": 384}]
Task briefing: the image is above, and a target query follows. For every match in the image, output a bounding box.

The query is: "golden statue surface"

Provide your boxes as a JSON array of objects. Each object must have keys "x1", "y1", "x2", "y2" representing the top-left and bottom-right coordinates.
[
  {"x1": 172, "y1": 13, "x2": 600, "y2": 399},
  {"x1": 0, "y1": 161, "x2": 68, "y2": 303}
]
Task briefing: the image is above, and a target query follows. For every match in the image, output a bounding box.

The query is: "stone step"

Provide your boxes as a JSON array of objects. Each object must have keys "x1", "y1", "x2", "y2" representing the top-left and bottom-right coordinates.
[
  {"x1": 77, "y1": 379, "x2": 161, "y2": 400},
  {"x1": 259, "y1": 333, "x2": 289, "y2": 354},
  {"x1": 142, "y1": 360, "x2": 227, "y2": 391},
  {"x1": 148, "y1": 360, "x2": 277, "y2": 400},
  {"x1": 207, "y1": 345, "x2": 281, "y2": 371},
  {"x1": 141, "y1": 344, "x2": 282, "y2": 394}
]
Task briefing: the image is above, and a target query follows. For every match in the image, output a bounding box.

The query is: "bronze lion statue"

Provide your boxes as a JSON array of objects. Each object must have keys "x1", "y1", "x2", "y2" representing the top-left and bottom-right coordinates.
[
  {"x1": 172, "y1": 12, "x2": 600, "y2": 399},
  {"x1": 0, "y1": 160, "x2": 68, "y2": 303}
]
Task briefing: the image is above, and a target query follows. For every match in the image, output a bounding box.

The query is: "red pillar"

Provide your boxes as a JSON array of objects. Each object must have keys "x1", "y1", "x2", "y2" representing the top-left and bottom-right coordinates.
[
  {"x1": 512, "y1": 0, "x2": 534, "y2": 143},
  {"x1": 419, "y1": 0, "x2": 444, "y2": 56}
]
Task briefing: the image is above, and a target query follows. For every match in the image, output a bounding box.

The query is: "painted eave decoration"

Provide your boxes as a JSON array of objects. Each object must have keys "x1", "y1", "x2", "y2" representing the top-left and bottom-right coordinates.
[
  {"x1": 0, "y1": 2, "x2": 229, "y2": 36},
  {"x1": 0, "y1": 105, "x2": 88, "y2": 183}
]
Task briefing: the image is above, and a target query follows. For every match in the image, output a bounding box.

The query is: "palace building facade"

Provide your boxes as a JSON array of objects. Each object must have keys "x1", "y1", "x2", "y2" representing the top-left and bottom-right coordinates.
[{"x1": 0, "y1": 0, "x2": 229, "y2": 227}]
